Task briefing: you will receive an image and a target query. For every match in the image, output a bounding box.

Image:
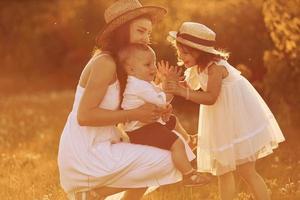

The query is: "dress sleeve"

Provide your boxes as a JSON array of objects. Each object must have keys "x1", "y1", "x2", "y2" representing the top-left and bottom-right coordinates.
[{"x1": 184, "y1": 66, "x2": 201, "y2": 90}]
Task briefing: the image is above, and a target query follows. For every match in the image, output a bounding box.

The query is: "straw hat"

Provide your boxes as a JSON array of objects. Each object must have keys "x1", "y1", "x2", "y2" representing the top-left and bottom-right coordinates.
[
  {"x1": 96, "y1": 0, "x2": 167, "y2": 45},
  {"x1": 168, "y1": 22, "x2": 221, "y2": 55}
]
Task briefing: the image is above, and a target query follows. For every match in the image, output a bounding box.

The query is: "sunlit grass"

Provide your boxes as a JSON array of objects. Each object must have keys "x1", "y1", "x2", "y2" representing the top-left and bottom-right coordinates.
[{"x1": 0, "y1": 91, "x2": 299, "y2": 199}]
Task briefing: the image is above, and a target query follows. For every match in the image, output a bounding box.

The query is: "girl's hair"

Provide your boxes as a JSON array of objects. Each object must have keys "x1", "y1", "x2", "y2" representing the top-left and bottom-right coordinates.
[
  {"x1": 92, "y1": 14, "x2": 152, "y2": 103},
  {"x1": 175, "y1": 42, "x2": 229, "y2": 70}
]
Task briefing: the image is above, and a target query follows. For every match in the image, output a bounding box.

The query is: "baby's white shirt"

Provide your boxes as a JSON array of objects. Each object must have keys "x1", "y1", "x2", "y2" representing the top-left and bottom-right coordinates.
[{"x1": 121, "y1": 76, "x2": 167, "y2": 132}]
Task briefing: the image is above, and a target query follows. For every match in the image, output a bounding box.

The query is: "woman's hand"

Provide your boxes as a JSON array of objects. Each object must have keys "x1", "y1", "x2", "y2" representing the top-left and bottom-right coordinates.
[{"x1": 133, "y1": 103, "x2": 163, "y2": 124}]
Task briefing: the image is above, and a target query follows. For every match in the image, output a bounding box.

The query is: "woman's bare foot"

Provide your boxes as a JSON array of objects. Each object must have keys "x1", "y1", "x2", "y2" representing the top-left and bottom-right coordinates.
[{"x1": 75, "y1": 189, "x2": 105, "y2": 200}]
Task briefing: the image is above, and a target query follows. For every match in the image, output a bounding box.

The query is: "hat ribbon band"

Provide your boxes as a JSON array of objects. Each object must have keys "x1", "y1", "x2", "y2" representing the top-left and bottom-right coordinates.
[{"x1": 177, "y1": 32, "x2": 215, "y2": 47}]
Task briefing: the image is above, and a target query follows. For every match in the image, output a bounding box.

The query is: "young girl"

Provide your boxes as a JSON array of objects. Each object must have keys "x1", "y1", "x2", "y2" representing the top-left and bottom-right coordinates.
[
  {"x1": 163, "y1": 22, "x2": 285, "y2": 200},
  {"x1": 118, "y1": 43, "x2": 210, "y2": 186}
]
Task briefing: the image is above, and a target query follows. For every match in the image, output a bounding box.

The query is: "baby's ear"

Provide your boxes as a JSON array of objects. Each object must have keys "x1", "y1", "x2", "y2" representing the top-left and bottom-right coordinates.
[{"x1": 124, "y1": 65, "x2": 133, "y2": 73}]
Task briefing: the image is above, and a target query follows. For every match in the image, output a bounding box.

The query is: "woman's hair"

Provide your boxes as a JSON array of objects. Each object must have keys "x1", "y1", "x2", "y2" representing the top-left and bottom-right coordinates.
[
  {"x1": 175, "y1": 42, "x2": 229, "y2": 70},
  {"x1": 93, "y1": 14, "x2": 152, "y2": 105}
]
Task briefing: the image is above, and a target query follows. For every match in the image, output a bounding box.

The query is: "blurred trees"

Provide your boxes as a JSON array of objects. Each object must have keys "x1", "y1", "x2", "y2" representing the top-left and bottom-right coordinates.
[
  {"x1": 1, "y1": 0, "x2": 271, "y2": 81},
  {"x1": 0, "y1": 0, "x2": 110, "y2": 79},
  {"x1": 262, "y1": 0, "x2": 300, "y2": 125},
  {"x1": 0, "y1": 0, "x2": 299, "y2": 124}
]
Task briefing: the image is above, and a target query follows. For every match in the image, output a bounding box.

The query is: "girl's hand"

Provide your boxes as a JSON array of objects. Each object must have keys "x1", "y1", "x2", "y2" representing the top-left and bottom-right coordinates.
[
  {"x1": 133, "y1": 103, "x2": 163, "y2": 124},
  {"x1": 164, "y1": 80, "x2": 185, "y2": 96}
]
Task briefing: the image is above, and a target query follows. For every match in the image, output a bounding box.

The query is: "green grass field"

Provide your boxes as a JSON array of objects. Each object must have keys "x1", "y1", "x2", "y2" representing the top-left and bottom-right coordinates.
[{"x1": 0, "y1": 90, "x2": 299, "y2": 200}]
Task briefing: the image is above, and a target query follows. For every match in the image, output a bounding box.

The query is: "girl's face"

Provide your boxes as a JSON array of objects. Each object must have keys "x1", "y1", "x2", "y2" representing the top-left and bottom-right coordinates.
[
  {"x1": 177, "y1": 45, "x2": 198, "y2": 68},
  {"x1": 129, "y1": 18, "x2": 153, "y2": 45}
]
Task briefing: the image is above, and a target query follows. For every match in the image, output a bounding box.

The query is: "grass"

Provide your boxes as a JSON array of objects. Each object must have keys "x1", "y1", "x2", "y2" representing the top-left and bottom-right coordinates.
[{"x1": 0, "y1": 89, "x2": 299, "y2": 200}]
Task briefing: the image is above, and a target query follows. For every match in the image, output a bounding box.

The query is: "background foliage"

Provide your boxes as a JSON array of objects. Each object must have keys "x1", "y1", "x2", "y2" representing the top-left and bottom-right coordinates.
[{"x1": 0, "y1": 0, "x2": 299, "y2": 199}]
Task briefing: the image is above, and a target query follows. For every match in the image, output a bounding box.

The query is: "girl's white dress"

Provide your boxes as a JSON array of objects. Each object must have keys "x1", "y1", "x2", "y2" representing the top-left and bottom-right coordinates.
[
  {"x1": 184, "y1": 59, "x2": 285, "y2": 176},
  {"x1": 58, "y1": 55, "x2": 195, "y2": 198}
]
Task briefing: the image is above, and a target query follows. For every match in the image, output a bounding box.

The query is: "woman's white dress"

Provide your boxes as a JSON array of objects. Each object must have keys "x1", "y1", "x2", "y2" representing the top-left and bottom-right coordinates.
[
  {"x1": 184, "y1": 59, "x2": 285, "y2": 176},
  {"x1": 58, "y1": 56, "x2": 195, "y2": 198}
]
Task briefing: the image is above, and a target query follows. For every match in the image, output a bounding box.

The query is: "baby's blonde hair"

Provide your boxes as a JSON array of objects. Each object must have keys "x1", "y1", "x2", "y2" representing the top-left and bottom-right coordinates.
[{"x1": 118, "y1": 43, "x2": 155, "y2": 68}]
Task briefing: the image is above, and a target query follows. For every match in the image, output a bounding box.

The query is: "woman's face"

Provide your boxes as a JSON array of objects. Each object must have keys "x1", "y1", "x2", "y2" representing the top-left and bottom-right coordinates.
[
  {"x1": 129, "y1": 18, "x2": 153, "y2": 45},
  {"x1": 177, "y1": 45, "x2": 198, "y2": 68}
]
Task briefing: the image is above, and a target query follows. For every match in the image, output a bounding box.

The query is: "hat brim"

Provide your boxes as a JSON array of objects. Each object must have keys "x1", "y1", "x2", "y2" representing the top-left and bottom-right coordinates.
[
  {"x1": 168, "y1": 31, "x2": 222, "y2": 56},
  {"x1": 96, "y1": 6, "x2": 167, "y2": 46}
]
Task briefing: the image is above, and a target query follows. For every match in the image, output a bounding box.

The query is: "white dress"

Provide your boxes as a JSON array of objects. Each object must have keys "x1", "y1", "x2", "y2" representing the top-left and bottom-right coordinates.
[
  {"x1": 57, "y1": 56, "x2": 194, "y2": 198},
  {"x1": 184, "y1": 59, "x2": 285, "y2": 176}
]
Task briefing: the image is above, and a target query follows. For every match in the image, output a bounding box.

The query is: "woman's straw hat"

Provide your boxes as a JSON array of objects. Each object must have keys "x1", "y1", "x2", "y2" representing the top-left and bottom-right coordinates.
[
  {"x1": 168, "y1": 22, "x2": 221, "y2": 55},
  {"x1": 96, "y1": 0, "x2": 167, "y2": 45}
]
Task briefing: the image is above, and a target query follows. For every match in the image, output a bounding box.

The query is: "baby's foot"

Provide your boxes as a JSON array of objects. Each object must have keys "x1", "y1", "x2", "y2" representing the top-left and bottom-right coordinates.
[{"x1": 182, "y1": 170, "x2": 211, "y2": 187}]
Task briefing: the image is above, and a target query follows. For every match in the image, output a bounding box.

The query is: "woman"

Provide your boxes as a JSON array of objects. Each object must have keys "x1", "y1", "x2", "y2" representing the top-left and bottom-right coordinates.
[{"x1": 57, "y1": 1, "x2": 195, "y2": 200}]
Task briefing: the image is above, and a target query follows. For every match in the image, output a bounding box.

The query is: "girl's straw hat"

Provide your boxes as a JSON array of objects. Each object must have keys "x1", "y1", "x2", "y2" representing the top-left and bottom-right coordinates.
[
  {"x1": 168, "y1": 22, "x2": 221, "y2": 55},
  {"x1": 96, "y1": 0, "x2": 167, "y2": 45}
]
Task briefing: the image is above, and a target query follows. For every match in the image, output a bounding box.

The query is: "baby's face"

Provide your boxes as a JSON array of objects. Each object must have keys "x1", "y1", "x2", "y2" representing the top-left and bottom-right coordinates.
[{"x1": 128, "y1": 50, "x2": 157, "y2": 82}]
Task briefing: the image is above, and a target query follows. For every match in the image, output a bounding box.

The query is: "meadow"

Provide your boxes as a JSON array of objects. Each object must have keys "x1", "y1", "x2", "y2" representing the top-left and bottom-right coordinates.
[
  {"x1": 1, "y1": 0, "x2": 299, "y2": 199},
  {"x1": 0, "y1": 87, "x2": 299, "y2": 200}
]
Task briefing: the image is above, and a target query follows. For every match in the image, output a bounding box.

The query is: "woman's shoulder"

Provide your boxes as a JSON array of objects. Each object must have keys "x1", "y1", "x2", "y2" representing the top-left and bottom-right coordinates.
[
  {"x1": 92, "y1": 52, "x2": 115, "y2": 64},
  {"x1": 90, "y1": 53, "x2": 117, "y2": 72}
]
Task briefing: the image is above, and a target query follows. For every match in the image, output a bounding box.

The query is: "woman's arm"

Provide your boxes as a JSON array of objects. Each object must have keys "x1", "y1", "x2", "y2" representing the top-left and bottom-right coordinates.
[
  {"x1": 77, "y1": 56, "x2": 161, "y2": 126},
  {"x1": 165, "y1": 64, "x2": 224, "y2": 105}
]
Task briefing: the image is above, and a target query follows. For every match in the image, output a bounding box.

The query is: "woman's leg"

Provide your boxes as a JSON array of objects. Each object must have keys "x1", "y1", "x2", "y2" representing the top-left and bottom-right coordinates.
[
  {"x1": 121, "y1": 188, "x2": 148, "y2": 200},
  {"x1": 218, "y1": 171, "x2": 236, "y2": 200},
  {"x1": 237, "y1": 161, "x2": 270, "y2": 200}
]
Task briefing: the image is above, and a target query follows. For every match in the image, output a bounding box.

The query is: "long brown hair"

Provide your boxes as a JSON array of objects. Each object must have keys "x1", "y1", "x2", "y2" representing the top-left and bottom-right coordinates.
[{"x1": 93, "y1": 14, "x2": 152, "y2": 105}]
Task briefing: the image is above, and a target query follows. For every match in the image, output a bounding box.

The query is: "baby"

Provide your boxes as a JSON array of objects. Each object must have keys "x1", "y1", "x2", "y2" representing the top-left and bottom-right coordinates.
[{"x1": 118, "y1": 43, "x2": 210, "y2": 187}]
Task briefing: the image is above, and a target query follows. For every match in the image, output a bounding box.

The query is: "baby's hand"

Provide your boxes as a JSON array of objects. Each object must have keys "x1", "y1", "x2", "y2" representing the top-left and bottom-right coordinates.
[
  {"x1": 160, "y1": 104, "x2": 173, "y2": 122},
  {"x1": 157, "y1": 60, "x2": 184, "y2": 82},
  {"x1": 161, "y1": 114, "x2": 170, "y2": 123}
]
